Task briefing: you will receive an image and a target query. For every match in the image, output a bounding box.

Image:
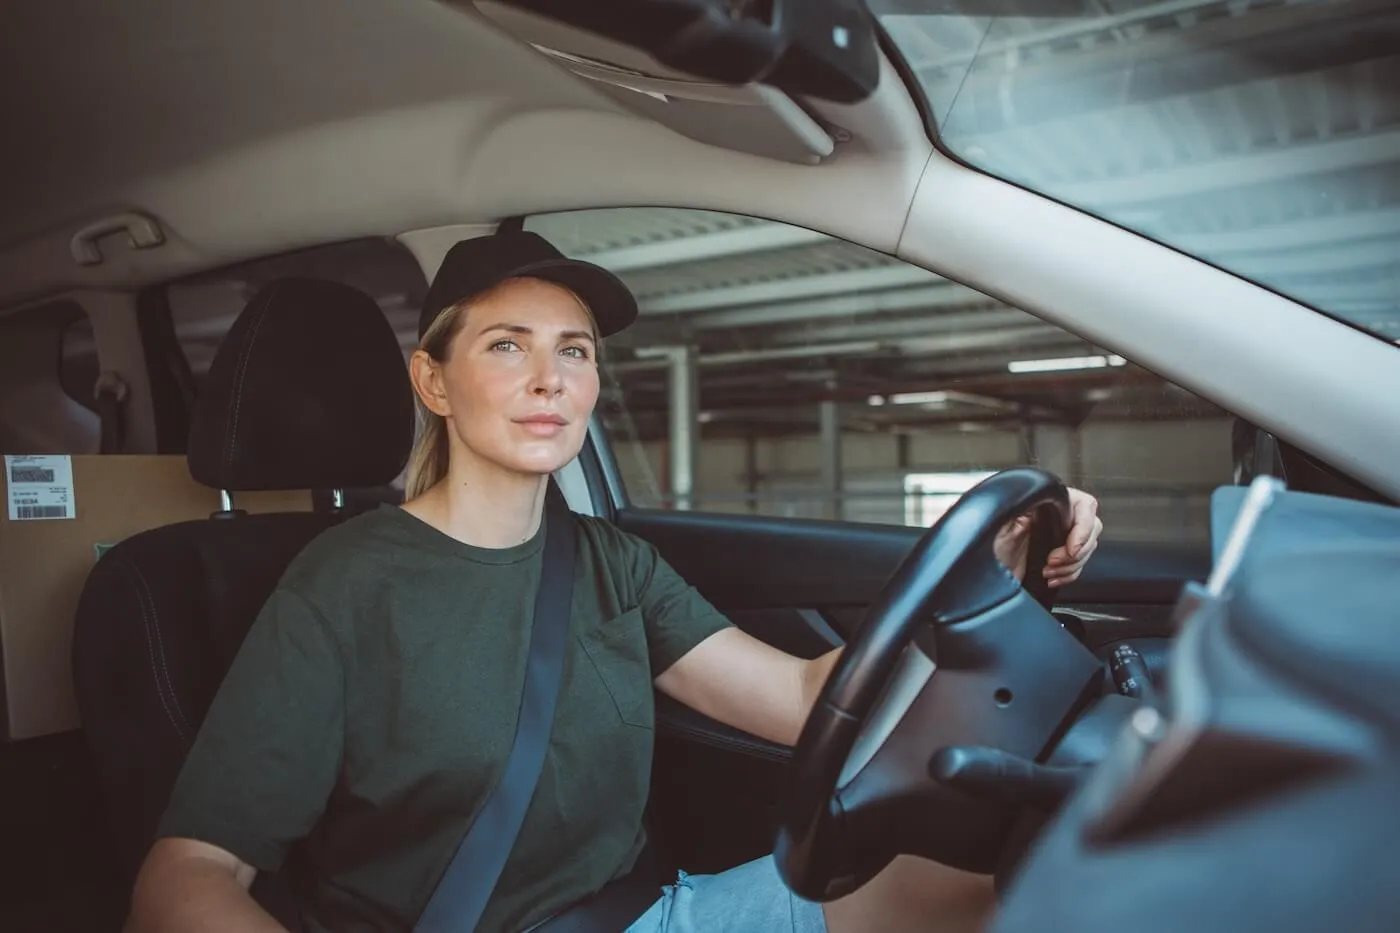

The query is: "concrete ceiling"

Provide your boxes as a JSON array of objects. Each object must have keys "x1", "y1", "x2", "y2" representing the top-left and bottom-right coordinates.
[{"x1": 879, "y1": 0, "x2": 1400, "y2": 339}]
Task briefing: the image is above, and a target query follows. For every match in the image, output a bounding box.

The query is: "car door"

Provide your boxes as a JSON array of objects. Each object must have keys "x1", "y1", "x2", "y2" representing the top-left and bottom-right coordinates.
[{"x1": 529, "y1": 206, "x2": 1237, "y2": 874}]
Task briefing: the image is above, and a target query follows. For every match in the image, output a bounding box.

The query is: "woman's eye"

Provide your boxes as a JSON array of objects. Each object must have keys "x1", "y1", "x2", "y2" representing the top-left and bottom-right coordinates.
[
  {"x1": 561, "y1": 345, "x2": 591, "y2": 360},
  {"x1": 490, "y1": 339, "x2": 520, "y2": 353}
]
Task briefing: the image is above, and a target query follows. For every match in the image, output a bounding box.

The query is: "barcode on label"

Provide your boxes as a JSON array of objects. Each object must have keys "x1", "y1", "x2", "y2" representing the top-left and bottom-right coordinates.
[
  {"x1": 11, "y1": 466, "x2": 56, "y2": 484},
  {"x1": 16, "y1": 505, "x2": 68, "y2": 519}
]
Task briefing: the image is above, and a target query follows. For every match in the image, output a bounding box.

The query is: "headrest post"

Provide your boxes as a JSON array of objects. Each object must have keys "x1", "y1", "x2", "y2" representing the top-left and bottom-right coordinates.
[{"x1": 211, "y1": 489, "x2": 243, "y2": 520}]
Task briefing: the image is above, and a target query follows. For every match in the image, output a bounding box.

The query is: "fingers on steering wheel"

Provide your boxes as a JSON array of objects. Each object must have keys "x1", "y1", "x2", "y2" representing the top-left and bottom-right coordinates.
[
  {"x1": 1067, "y1": 498, "x2": 1099, "y2": 555},
  {"x1": 1045, "y1": 530, "x2": 1099, "y2": 586}
]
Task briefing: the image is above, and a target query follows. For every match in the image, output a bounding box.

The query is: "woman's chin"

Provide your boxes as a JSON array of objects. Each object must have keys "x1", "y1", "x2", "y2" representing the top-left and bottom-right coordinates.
[{"x1": 503, "y1": 443, "x2": 581, "y2": 477}]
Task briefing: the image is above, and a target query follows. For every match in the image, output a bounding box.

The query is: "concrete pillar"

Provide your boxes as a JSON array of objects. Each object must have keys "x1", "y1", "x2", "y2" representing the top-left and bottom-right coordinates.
[
  {"x1": 1069, "y1": 428, "x2": 1084, "y2": 489},
  {"x1": 667, "y1": 346, "x2": 699, "y2": 511},
  {"x1": 744, "y1": 431, "x2": 759, "y2": 515},
  {"x1": 819, "y1": 399, "x2": 843, "y2": 521}
]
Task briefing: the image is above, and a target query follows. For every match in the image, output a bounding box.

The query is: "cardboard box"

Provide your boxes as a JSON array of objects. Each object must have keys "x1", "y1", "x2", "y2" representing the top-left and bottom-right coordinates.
[{"x1": 0, "y1": 455, "x2": 310, "y2": 741}]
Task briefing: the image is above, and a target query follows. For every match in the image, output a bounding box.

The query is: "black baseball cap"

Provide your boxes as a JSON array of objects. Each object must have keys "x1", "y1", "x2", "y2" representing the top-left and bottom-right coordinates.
[{"x1": 418, "y1": 231, "x2": 639, "y2": 342}]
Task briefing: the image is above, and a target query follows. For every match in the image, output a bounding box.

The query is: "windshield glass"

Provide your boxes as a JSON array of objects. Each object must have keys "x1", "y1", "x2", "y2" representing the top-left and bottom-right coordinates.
[{"x1": 871, "y1": 0, "x2": 1400, "y2": 345}]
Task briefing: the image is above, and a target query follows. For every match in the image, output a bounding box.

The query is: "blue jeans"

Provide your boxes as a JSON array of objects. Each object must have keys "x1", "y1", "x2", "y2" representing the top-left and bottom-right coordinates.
[{"x1": 623, "y1": 855, "x2": 828, "y2": 933}]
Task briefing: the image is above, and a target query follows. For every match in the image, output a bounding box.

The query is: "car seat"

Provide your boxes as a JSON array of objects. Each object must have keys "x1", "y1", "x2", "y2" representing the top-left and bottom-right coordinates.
[{"x1": 72, "y1": 277, "x2": 414, "y2": 922}]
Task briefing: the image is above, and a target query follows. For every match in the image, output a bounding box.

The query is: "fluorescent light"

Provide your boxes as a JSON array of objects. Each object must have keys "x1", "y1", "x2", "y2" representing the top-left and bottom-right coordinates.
[
  {"x1": 867, "y1": 395, "x2": 886, "y2": 406},
  {"x1": 888, "y1": 390, "x2": 950, "y2": 406},
  {"x1": 1008, "y1": 354, "x2": 1127, "y2": 373}
]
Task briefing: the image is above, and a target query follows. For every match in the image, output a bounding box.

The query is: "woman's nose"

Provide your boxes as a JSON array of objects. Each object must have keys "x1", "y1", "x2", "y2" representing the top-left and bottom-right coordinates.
[{"x1": 530, "y1": 356, "x2": 566, "y2": 395}]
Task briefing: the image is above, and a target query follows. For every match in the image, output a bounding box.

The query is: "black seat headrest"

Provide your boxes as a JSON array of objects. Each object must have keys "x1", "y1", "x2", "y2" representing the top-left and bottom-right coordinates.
[{"x1": 187, "y1": 277, "x2": 415, "y2": 492}]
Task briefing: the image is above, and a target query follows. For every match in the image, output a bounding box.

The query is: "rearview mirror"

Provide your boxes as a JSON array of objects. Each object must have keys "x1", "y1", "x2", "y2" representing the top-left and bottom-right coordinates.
[{"x1": 485, "y1": 0, "x2": 881, "y2": 103}]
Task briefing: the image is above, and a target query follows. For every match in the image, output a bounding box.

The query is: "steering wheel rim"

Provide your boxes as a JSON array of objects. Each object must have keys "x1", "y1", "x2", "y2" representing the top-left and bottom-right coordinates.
[{"x1": 774, "y1": 467, "x2": 1079, "y2": 901}]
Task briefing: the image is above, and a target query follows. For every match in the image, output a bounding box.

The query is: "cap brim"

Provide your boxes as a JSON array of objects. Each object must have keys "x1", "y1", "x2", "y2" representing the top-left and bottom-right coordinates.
[{"x1": 502, "y1": 258, "x2": 639, "y2": 338}]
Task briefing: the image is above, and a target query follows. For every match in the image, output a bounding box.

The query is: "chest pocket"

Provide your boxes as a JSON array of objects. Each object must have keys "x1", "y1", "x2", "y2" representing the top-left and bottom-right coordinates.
[{"x1": 578, "y1": 607, "x2": 653, "y2": 729}]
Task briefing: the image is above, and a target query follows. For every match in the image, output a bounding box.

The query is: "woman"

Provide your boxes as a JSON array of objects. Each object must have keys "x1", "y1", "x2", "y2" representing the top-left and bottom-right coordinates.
[{"x1": 127, "y1": 231, "x2": 1103, "y2": 933}]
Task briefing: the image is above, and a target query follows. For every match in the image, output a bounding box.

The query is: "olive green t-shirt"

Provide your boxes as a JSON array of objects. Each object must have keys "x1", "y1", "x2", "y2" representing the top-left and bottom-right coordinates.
[{"x1": 157, "y1": 504, "x2": 733, "y2": 933}]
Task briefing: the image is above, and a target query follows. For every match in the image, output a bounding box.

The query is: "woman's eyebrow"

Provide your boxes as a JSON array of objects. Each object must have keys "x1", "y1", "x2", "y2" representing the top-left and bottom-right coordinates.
[
  {"x1": 479, "y1": 323, "x2": 531, "y2": 337},
  {"x1": 479, "y1": 323, "x2": 595, "y2": 343}
]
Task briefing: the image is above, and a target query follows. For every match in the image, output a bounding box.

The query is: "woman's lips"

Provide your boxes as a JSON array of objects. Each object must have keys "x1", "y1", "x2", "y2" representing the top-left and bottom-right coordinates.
[{"x1": 515, "y1": 414, "x2": 568, "y2": 437}]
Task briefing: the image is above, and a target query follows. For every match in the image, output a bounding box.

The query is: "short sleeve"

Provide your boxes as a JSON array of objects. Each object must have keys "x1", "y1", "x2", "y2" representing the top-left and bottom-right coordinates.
[
  {"x1": 623, "y1": 534, "x2": 733, "y2": 675},
  {"x1": 156, "y1": 587, "x2": 345, "y2": 872}
]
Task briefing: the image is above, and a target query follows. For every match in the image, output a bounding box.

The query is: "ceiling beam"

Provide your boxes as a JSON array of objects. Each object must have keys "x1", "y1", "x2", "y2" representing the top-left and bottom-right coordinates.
[
  {"x1": 684, "y1": 281, "x2": 992, "y2": 329},
  {"x1": 611, "y1": 324, "x2": 1068, "y2": 372},
  {"x1": 634, "y1": 218, "x2": 1397, "y2": 329},
  {"x1": 641, "y1": 263, "x2": 942, "y2": 315},
  {"x1": 585, "y1": 223, "x2": 825, "y2": 273},
  {"x1": 1058, "y1": 128, "x2": 1400, "y2": 207},
  {"x1": 1229, "y1": 237, "x2": 1400, "y2": 279},
  {"x1": 1185, "y1": 206, "x2": 1400, "y2": 254},
  {"x1": 903, "y1": 0, "x2": 1395, "y2": 104},
  {"x1": 900, "y1": 0, "x2": 1226, "y2": 73},
  {"x1": 620, "y1": 366, "x2": 1171, "y2": 410},
  {"x1": 744, "y1": 307, "x2": 1040, "y2": 348}
]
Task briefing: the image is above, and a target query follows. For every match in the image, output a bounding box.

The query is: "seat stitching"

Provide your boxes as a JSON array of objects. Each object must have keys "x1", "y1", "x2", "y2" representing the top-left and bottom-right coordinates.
[
  {"x1": 224, "y1": 283, "x2": 282, "y2": 482},
  {"x1": 120, "y1": 561, "x2": 191, "y2": 747},
  {"x1": 129, "y1": 562, "x2": 195, "y2": 744},
  {"x1": 134, "y1": 564, "x2": 195, "y2": 739}
]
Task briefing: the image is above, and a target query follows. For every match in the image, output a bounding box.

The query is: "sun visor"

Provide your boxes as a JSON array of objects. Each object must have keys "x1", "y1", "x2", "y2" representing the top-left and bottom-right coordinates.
[{"x1": 473, "y1": 1, "x2": 837, "y2": 165}]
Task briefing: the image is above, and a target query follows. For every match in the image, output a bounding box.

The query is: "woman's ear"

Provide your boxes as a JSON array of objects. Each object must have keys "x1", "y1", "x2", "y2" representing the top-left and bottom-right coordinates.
[{"x1": 409, "y1": 349, "x2": 451, "y2": 417}]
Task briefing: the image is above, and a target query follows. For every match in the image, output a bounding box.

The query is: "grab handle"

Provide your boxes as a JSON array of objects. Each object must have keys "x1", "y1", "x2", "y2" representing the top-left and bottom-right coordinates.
[{"x1": 71, "y1": 212, "x2": 165, "y2": 265}]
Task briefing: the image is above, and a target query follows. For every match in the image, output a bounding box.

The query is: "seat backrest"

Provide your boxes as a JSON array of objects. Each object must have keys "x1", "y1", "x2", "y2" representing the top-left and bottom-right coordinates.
[
  {"x1": 0, "y1": 455, "x2": 311, "y2": 743},
  {"x1": 72, "y1": 277, "x2": 414, "y2": 887}
]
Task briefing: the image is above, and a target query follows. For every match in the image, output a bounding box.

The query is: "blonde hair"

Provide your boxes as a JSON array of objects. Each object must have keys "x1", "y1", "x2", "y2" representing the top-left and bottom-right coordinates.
[
  {"x1": 403, "y1": 279, "x2": 600, "y2": 501},
  {"x1": 404, "y1": 299, "x2": 471, "y2": 500}
]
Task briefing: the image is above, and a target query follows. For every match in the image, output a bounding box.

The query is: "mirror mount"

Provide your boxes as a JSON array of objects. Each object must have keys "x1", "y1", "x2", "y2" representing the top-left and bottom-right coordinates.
[{"x1": 487, "y1": 0, "x2": 881, "y2": 103}]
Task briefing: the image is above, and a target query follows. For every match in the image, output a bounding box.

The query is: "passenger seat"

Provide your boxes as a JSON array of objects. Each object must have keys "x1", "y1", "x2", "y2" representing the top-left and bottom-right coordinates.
[{"x1": 71, "y1": 278, "x2": 414, "y2": 919}]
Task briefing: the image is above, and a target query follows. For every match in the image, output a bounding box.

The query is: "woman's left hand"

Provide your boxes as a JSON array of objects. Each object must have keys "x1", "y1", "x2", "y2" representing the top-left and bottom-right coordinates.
[{"x1": 994, "y1": 488, "x2": 1103, "y2": 588}]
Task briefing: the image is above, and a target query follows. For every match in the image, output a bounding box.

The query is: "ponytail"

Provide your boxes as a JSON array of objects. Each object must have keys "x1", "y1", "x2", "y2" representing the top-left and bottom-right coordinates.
[
  {"x1": 403, "y1": 298, "x2": 469, "y2": 499},
  {"x1": 404, "y1": 402, "x2": 451, "y2": 500}
]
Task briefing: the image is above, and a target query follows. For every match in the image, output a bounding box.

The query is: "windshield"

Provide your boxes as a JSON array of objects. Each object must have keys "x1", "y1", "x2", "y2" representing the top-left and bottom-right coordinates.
[{"x1": 871, "y1": 0, "x2": 1400, "y2": 345}]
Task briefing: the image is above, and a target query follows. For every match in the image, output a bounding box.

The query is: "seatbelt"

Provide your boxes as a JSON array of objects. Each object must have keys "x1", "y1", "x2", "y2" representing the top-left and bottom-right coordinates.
[
  {"x1": 415, "y1": 481, "x2": 577, "y2": 933},
  {"x1": 94, "y1": 371, "x2": 130, "y2": 454}
]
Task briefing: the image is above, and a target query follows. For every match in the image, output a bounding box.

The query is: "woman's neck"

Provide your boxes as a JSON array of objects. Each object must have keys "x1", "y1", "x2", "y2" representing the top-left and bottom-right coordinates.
[{"x1": 405, "y1": 454, "x2": 548, "y2": 550}]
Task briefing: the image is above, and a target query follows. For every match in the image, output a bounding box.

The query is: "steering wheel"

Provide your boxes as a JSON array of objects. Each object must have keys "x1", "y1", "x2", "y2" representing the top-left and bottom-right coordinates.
[{"x1": 774, "y1": 467, "x2": 1117, "y2": 902}]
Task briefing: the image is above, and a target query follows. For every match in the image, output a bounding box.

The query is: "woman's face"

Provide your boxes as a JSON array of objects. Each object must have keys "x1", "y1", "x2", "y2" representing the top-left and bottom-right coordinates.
[{"x1": 414, "y1": 277, "x2": 601, "y2": 478}]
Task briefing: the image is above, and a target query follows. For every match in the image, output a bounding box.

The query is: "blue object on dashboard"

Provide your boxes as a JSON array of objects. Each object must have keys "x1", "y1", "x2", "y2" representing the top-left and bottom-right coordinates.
[{"x1": 993, "y1": 488, "x2": 1400, "y2": 933}]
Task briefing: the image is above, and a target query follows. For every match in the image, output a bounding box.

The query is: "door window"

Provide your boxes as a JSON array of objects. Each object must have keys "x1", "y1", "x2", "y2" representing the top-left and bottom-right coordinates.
[
  {"x1": 527, "y1": 208, "x2": 1234, "y2": 544},
  {"x1": 0, "y1": 302, "x2": 101, "y2": 454}
]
